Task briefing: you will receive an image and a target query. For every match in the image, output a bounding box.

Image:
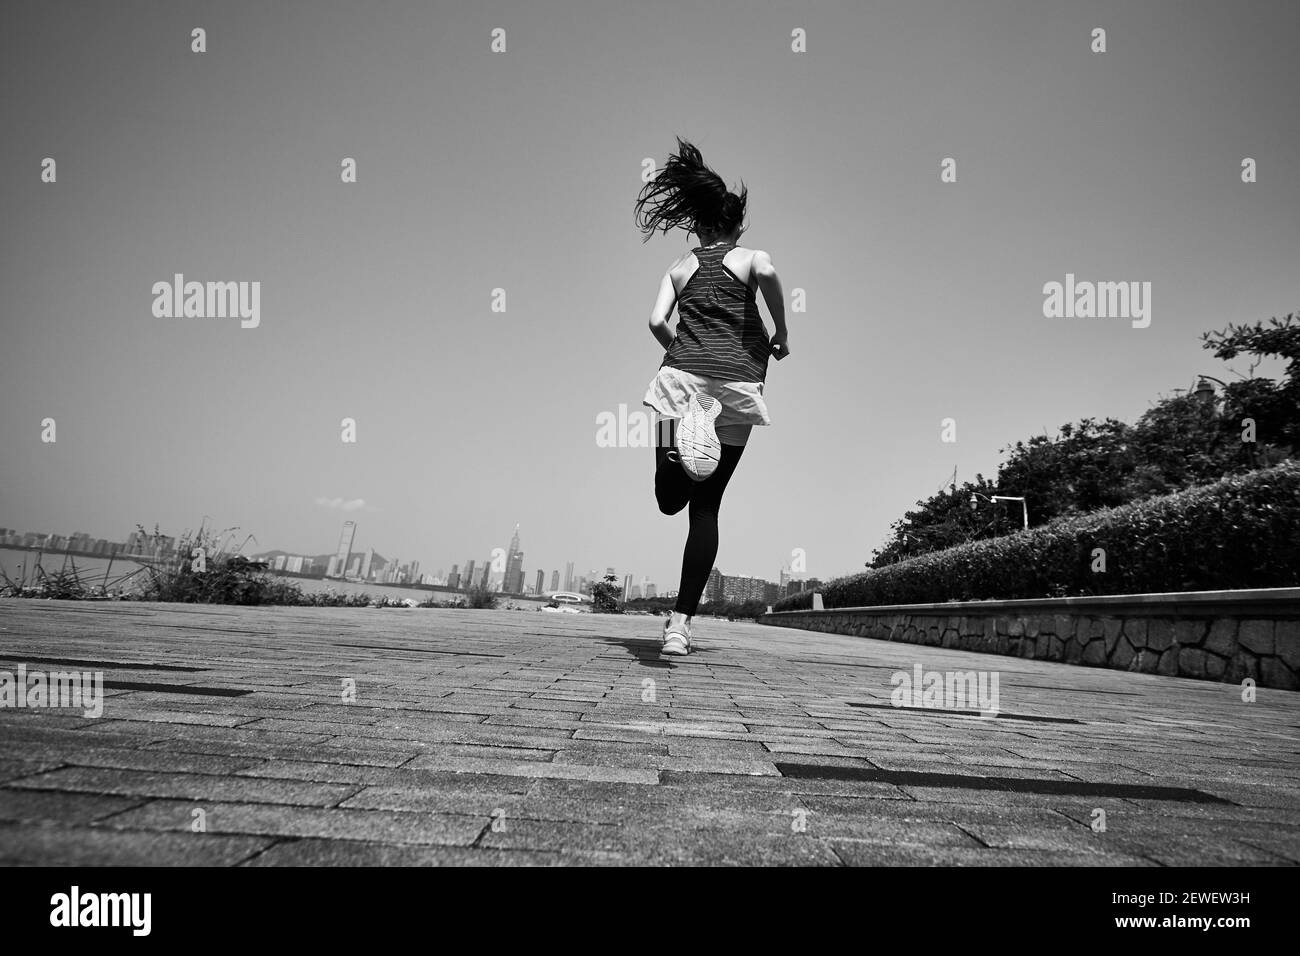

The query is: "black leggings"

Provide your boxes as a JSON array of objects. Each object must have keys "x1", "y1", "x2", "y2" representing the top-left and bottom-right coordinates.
[{"x1": 655, "y1": 420, "x2": 745, "y2": 616}]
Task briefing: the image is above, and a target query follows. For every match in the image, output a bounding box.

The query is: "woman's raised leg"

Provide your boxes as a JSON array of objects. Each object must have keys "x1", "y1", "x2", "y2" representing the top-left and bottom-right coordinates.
[{"x1": 654, "y1": 418, "x2": 692, "y2": 515}]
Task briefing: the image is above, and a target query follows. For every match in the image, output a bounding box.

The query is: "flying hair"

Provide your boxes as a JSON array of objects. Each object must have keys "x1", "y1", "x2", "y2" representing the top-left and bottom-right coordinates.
[{"x1": 634, "y1": 138, "x2": 747, "y2": 242}]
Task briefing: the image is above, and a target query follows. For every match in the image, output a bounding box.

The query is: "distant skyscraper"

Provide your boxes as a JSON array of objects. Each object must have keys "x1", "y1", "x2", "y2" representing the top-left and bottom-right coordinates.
[
  {"x1": 564, "y1": 562, "x2": 574, "y2": 592},
  {"x1": 504, "y1": 524, "x2": 525, "y2": 593},
  {"x1": 550, "y1": 570, "x2": 559, "y2": 592},
  {"x1": 535, "y1": 569, "x2": 545, "y2": 595},
  {"x1": 479, "y1": 562, "x2": 491, "y2": 589},
  {"x1": 361, "y1": 548, "x2": 374, "y2": 581},
  {"x1": 646, "y1": 583, "x2": 657, "y2": 599},
  {"x1": 622, "y1": 574, "x2": 632, "y2": 601},
  {"x1": 463, "y1": 559, "x2": 476, "y2": 590},
  {"x1": 506, "y1": 552, "x2": 524, "y2": 593},
  {"x1": 334, "y1": 521, "x2": 356, "y2": 579}
]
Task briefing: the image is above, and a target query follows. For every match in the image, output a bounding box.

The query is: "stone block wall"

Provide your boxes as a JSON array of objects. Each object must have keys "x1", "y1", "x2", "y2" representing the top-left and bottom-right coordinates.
[{"x1": 762, "y1": 592, "x2": 1300, "y2": 690}]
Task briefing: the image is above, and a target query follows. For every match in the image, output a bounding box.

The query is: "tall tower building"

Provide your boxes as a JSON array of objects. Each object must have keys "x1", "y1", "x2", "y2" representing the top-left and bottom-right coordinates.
[
  {"x1": 564, "y1": 562, "x2": 574, "y2": 592},
  {"x1": 463, "y1": 559, "x2": 476, "y2": 590},
  {"x1": 622, "y1": 574, "x2": 633, "y2": 601},
  {"x1": 334, "y1": 521, "x2": 356, "y2": 579},
  {"x1": 550, "y1": 570, "x2": 559, "y2": 592},
  {"x1": 361, "y1": 548, "x2": 374, "y2": 582},
  {"x1": 504, "y1": 524, "x2": 525, "y2": 593},
  {"x1": 504, "y1": 551, "x2": 524, "y2": 593},
  {"x1": 535, "y1": 569, "x2": 545, "y2": 596}
]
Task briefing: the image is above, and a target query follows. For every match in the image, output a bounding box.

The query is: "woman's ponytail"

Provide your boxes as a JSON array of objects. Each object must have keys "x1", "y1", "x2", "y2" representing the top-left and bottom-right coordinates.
[{"x1": 635, "y1": 138, "x2": 747, "y2": 241}]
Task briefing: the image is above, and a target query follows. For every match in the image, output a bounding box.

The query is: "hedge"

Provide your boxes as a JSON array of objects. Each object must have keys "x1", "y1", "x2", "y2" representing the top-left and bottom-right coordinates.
[{"x1": 775, "y1": 461, "x2": 1300, "y2": 610}]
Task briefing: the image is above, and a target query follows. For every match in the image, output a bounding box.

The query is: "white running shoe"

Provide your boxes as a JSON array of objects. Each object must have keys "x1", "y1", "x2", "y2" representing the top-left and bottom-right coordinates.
[
  {"x1": 676, "y1": 393, "x2": 722, "y2": 482},
  {"x1": 661, "y1": 617, "x2": 692, "y2": 656}
]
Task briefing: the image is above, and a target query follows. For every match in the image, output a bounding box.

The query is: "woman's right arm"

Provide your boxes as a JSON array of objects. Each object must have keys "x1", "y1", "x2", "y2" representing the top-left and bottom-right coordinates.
[{"x1": 752, "y1": 250, "x2": 790, "y2": 359}]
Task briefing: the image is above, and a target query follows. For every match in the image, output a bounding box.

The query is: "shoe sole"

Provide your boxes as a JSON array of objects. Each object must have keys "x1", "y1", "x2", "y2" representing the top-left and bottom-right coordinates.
[{"x1": 676, "y1": 394, "x2": 722, "y2": 482}]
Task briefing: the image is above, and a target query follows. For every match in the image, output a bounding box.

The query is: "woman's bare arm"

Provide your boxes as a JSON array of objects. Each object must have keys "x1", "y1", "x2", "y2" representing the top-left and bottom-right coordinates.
[
  {"x1": 647, "y1": 264, "x2": 681, "y2": 350},
  {"x1": 752, "y1": 250, "x2": 790, "y2": 358}
]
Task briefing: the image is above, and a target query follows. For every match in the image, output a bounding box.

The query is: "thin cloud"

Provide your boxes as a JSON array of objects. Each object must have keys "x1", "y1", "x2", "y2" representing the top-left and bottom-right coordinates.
[{"x1": 314, "y1": 496, "x2": 368, "y2": 512}]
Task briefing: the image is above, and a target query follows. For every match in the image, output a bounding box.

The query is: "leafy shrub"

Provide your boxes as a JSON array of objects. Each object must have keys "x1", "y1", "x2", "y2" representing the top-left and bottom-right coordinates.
[
  {"x1": 775, "y1": 462, "x2": 1300, "y2": 610},
  {"x1": 126, "y1": 521, "x2": 297, "y2": 605},
  {"x1": 590, "y1": 573, "x2": 623, "y2": 614},
  {"x1": 464, "y1": 584, "x2": 499, "y2": 609},
  {"x1": 134, "y1": 552, "x2": 304, "y2": 605}
]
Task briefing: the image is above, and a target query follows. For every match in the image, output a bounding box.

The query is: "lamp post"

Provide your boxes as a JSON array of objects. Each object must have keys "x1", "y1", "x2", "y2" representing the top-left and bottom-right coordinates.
[
  {"x1": 1193, "y1": 374, "x2": 1229, "y2": 411},
  {"x1": 970, "y1": 492, "x2": 1030, "y2": 530}
]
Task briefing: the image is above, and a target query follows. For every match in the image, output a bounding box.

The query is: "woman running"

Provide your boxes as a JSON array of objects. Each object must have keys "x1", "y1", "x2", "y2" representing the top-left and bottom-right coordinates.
[{"x1": 635, "y1": 138, "x2": 790, "y2": 657}]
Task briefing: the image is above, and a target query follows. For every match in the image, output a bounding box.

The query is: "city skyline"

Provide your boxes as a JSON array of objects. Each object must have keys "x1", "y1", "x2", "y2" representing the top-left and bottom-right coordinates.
[
  {"x1": 3, "y1": 2, "x2": 1296, "y2": 593},
  {"x1": 0, "y1": 516, "x2": 816, "y2": 601}
]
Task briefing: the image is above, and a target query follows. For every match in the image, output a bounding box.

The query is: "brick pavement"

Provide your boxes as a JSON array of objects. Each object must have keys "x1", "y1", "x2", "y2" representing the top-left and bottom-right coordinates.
[{"x1": 0, "y1": 600, "x2": 1296, "y2": 866}]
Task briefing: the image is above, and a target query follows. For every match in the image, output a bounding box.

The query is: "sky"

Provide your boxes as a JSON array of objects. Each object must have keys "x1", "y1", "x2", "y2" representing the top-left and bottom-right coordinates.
[{"x1": 1, "y1": 0, "x2": 1297, "y2": 590}]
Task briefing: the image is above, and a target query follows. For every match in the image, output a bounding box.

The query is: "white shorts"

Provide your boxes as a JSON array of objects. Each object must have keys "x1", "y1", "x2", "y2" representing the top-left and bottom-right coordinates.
[{"x1": 643, "y1": 366, "x2": 771, "y2": 446}]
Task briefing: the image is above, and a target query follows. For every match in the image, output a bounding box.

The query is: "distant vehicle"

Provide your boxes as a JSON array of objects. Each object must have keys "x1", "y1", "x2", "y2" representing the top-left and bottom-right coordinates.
[{"x1": 547, "y1": 591, "x2": 589, "y2": 605}]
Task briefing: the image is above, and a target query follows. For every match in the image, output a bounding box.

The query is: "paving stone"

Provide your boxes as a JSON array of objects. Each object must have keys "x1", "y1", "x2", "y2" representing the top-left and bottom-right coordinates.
[
  {"x1": 242, "y1": 839, "x2": 564, "y2": 866},
  {"x1": 101, "y1": 798, "x2": 485, "y2": 846},
  {"x1": 339, "y1": 785, "x2": 530, "y2": 816},
  {"x1": 0, "y1": 787, "x2": 144, "y2": 825},
  {"x1": 826, "y1": 841, "x2": 1154, "y2": 866},
  {"x1": 404, "y1": 754, "x2": 658, "y2": 784},
  {"x1": 10, "y1": 767, "x2": 357, "y2": 807},
  {"x1": 0, "y1": 821, "x2": 272, "y2": 866}
]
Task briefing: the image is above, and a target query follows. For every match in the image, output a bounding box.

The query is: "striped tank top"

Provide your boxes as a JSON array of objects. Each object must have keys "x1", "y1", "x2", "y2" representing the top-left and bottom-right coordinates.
[{"x1": 661, "y1": 242, "x2": 771, "y2": 383}]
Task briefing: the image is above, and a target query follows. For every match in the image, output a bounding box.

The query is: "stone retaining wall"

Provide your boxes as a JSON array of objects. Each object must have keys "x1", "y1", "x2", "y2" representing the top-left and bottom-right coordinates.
[{"x1": 761, "y1": 588, "x2": 1300, "y2": 690}]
